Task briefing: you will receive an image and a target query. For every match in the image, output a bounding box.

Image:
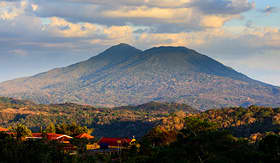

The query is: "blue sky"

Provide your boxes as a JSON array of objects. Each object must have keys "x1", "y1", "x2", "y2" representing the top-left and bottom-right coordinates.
[{"x1": 0, "y1": 0, "x2": 279, "y2": 86}]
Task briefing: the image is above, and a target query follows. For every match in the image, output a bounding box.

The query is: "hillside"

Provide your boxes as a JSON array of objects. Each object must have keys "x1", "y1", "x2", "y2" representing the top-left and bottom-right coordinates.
[
  {"x1": 126, "y1": 106, "x2": 280, "y2": 163},
  {"x1": 2, "y1": 101, "x2": 280, "y2": 163},
  {"x1": 0, "y1": 97, "x2": 198, "y2": 138},
  {"x1": 144, "y1": 105, "x2": 280, "y2": 142},
  {"x1": 0, "y1": 44, "x2": 279, "y2": 110},
  {"x1": 2, "y1": 96, "x2": 280, "y2": 139}
]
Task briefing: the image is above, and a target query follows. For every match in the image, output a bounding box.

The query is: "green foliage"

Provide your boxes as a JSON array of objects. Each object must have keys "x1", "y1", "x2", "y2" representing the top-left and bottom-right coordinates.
[
  {"x1": 0, "y1": 138, "x2": 75, "y2": 163},
  {"x1": 124, "y1": 117, "x2": 274, "y2": 163},
  {"x1": 0, "y1": 100, "x2": 194, "y2": 138},
  {"x1": 45, "y1": 122, "x2": 56, "y2": 133},
  {"x1": 197, "y1": 106, "x2": 280, "y2": 138},
  {"x1": 259, "y1": 134, "x2": 280, "y2": 161},
  {"x1": 55, "y1": 122, "x2": 93, "y2": 136},
  {"x1": 182, "y1": 117, "x2": 218, "y2": 136},
  {"x1": 3, "y1": 96, "x2": 280, "y2": 162},
  {"x1": 4, "y1": 111, "x2": 280, "y2": 162},
  {"x1": 142, "y1": 126, "x2": 178, "y2": 147},
  {"x1": 11, "y1": 123, "x2": 32, "y2": 141}
]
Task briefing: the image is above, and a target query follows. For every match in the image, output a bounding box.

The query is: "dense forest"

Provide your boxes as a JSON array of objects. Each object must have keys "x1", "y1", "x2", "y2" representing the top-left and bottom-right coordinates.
[
  {"x1": 122, "y1": 117, "x2": 280, "y2": 162},
  {"x1": 0, "y1": 97, "x2": 197, "y2": 138},
  {"x1": 1, "y1": 96, "x2": 280, "y2": 162},
  {"x1": 2, "y1": 96, "x2": 280, "y2": 139},
  {"x1": 1, "y1": 110, "x2": 280, "y2": 162}
]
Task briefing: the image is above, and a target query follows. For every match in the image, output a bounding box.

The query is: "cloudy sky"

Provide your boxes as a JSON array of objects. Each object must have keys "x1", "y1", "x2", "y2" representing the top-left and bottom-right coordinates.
[{"x1": 0, "y1": 0, "x2": 279, "y2": 86}]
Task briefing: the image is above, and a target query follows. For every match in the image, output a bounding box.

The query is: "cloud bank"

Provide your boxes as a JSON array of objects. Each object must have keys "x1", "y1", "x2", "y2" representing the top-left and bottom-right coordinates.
[{"x1": 0, "y1": 0, "x2": 279, "y2": 86}]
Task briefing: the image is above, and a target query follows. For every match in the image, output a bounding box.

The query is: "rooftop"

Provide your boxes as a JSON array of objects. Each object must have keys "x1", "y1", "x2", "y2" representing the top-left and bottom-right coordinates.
[
  {"x1": 0, "y1": 127, "x2": 8, "y2": 132},
  {"x1": 98, "y1": 137, "x2": 132, "y2": 146}
]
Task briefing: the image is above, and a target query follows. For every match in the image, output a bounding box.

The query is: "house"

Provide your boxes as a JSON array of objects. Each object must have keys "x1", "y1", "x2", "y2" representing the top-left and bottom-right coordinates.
[
  {"x1": 75, "y1": 133, "x2": 94, "y2": 139},
  {"x1": 25, "y1": 133, "x2": 76, "y2": 152},
  {"x1": 86, "y1": 143, "x2": 100, "y2": 150},
  {"x1": 26, "y1": 133, "x2": 73, "y2": 143},
  {"x1": 45, "y1": 133, "x2": 73, "y2": 141},
  {"x1": 97, "y1": 137, "x2": 135, "y2": 149}
]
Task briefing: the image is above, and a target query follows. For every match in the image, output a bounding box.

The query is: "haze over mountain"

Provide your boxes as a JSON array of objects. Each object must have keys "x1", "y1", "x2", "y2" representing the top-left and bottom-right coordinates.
[{"x1": 0, "y1": 44, "x2": 279, "y2": 110}]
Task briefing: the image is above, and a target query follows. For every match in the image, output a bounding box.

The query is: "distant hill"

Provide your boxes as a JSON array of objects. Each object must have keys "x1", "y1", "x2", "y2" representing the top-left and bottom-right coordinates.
[
  {"x1": 117, "y1": 101, "x2": 195, "y2": 112},
  {"x1": 0, "y1": 43, "x2": 279, "y2": 110},
  {"x1": 0, "y1": 97, "x2": 198, "y2": 137},
  {"x1": 0, "y1": 96, "x2": 34, "y2": 106}
]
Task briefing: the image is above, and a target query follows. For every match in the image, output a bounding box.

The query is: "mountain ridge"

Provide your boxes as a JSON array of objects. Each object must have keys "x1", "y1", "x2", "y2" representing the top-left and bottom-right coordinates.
[{"x1": 0, "y1": 44, "x2": 279, "y2": 110}]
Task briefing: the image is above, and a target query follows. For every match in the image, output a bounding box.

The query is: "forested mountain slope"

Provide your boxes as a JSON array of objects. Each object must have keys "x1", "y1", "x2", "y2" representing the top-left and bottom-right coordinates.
[{"x1": 0, "y1": 44, "x2": 279, "y2": 110}]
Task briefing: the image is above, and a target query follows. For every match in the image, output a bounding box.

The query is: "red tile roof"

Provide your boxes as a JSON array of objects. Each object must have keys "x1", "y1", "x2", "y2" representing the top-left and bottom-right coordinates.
[
  {"x1": 0, "y1": 127, "x2": 8, "y2": 132},
  {"x1": 7, "y1": 132, "x2": 16, "y2": 135},
  {"x1": 27, "y1": 133, "x2": 72, "y2": 140},
  {"x1": 47, "y1": 133, "x2": 64, "y2": 140},
  {"x1": 75, "y1": 133, "x2": 94, "y2": 139},
  {"x1": 98, "y1": 137, "x2": 132, "y2": 147},
  {"x1": 31, "y1": 133, "x2": 43, "y2": 138}
]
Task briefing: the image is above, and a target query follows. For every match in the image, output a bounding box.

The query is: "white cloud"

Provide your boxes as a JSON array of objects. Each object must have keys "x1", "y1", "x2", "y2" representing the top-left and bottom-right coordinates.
[
  {"x1": 28, "y1": 0, "x2": 254, "y2": 32},
  {"x1": 0, "y1": 0, "x2": 279, "y2": 86},
  {"x1": 31, "y1": 4, "x2": 38, "y2": 11},
  {"x1": 0, "y1": 1, "x2": 25, "y2": 20},
  {"x1": 9, "y1": 49, "x2": 28, "y2": 56}
]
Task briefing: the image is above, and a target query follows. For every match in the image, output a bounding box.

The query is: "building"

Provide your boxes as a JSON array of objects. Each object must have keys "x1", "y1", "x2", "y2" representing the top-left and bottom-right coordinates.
[
  {"x1": 97, "y1": 137, "x2": 135, "y2": 149},
  {"x1": 26, "y1": 133, "x2": 73, "y2": 143},
  {"x1": 86, "y1": 143, "x2": 100, "y2": 150},
  {"x1": 0, "y1": 127, "x2": 8, "y2": 132},
  {"x1": 75, "y1": 133, "x2": 94, "y2": 139}
]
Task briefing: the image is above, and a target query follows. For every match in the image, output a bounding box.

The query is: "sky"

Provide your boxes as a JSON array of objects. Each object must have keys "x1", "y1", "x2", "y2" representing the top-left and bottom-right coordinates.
[{"x1": 0, "y1": 0, "x2": 279, "y2": 86}]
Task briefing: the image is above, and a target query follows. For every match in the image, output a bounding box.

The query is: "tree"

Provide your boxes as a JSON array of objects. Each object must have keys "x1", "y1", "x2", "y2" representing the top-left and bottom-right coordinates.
[
  {"x1": 259, "y1": 134, "x2": 280, "y2": 161},
  {"x1": 55, "y1": 122, "x2": 93, "y2": 136},
  {"x1": 55, "y1": 123, "x2": 69, "y2": 135},
  {"x1": 12, "y1": 123, "x2": 32, "y2": 141},
  {"x1": 182, "y1": 117, "x2": 217, "y2": 137},
  {"x1": 45, "y1": 122, "x2": 56, "y2": 133}
]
